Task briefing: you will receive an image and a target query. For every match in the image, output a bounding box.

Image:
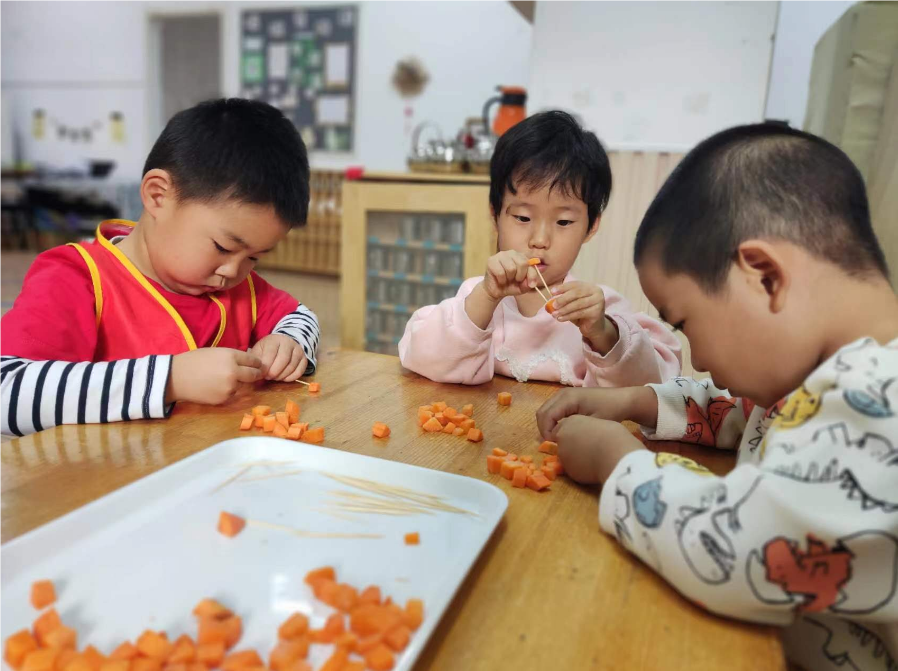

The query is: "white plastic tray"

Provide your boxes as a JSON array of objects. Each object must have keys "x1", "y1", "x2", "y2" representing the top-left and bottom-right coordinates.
[{"x1": 1, "y1": 437, "x2": 508, "y2": 669}]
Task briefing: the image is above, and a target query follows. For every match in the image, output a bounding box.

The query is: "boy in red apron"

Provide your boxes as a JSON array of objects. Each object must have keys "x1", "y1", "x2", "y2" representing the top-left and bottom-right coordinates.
[{"x1": 2, "y1": 99, "x2": 319, "y2": 436}]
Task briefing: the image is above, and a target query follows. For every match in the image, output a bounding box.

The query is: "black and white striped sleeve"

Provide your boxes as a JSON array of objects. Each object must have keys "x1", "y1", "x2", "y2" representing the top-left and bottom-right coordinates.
[
  {"x1": 1, "y1": 354, "x2": 173, "y2": 437},
  {"x1": 271, "y1": 303, "x2": 320, "y2": 376}
]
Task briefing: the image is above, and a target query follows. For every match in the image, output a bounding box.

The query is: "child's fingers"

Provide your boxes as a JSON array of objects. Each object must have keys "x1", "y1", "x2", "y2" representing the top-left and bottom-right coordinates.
[
  {"x1": 498, "y1": 255, "x2": 519, "y2": 284},
  {"x1": 556, "y1": 307, "x2": 601, "y2": 324},
  {"x1": 236, "y1": 350, "x2": 263, "y2": 369},
  {"x1": 553, "y1": 295, "x2": 601, "y2": 320},
  {"x1": 279, "y1": 348, "x2": 307, "y2": 381},
  {"x1": 236, "y1": 364, "x2": 264, "y2": 383},
  {"x1": 266, "y1": 343, "x2": 292, "y2": 380},
  {"x1": 284, "y1": 357, "x2": 308, "y2": 382}
]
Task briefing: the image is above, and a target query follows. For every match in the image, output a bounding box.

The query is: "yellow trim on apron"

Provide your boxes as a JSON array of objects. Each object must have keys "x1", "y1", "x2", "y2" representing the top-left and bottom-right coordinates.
[
  {"x1": 67, "y1": 243, "x2": 104, "y2": 328},
  {"x1": 208, "y1": 294, "x2": 227, "y2": 348},
  {"x1": 247, "y1": 274, "x2": 258, "y2": 328}
]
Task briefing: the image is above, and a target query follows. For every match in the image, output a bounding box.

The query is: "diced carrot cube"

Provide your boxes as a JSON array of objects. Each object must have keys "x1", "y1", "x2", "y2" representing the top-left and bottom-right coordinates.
[
  {"x1": 168, "y1": 636, "x2": 195, "y2": 664},
  {"x1": 79, "y1": 649, "x2": 105, "y2": 671},
  {"x1": 497, "y1": 392, "x2": 512, "y2": 406},
  {"x1": 461, "y1": 404, "x2": 474, "y2": 417},
  {"x1": 372, "y1": 422, "x2": 391, "y2": 438},
  {"x1": 318, "y1": 648, "x2": 348, "y2": 671},
  {"x1": 307, "y1": 383, "x2": 320, "y2": 393},
  {"x1": 527, "y1": 473, "x2": 552, "y2": 491},
  {"x1": 238, "y1": 414, "x2": 254, "y2": 431},
  {"x1": 324, "y1": 613, "x2": 345, "y2": 640},
  {"x1": 55, "y1": 649, "x2": 78, "y2": 671},
  {"x1": 404, "y1": 532, "x2": 420, "y2": 545},
  {"x1": 418, "y1": 405, "x2": 433, "y2": 413},
  {"x1": 222, "y1": 617, "x2": 242, "y2": 649},
  {"x1": 359, "y1": 586, "x2": 381, "y2": 606},
  {"x1": 162, "y1": 664, "x2": 186, "y2": 671},
  {"x1": 33, "y1": 609, "x2": 62, "y2": 647},
  {"x1": 193, "y1": 599, "x2": 233, "y2": 620},
  {"x1": 486, "y1": 455, "x2": 504, "y2": 474},
  {"x1": 253, "y1": 415, "x2": 265, "y2": 428},
  {"x1": 544, "y1": 454, "x2": 559, "y2": 463},
  {"x1": 344, "y1": 662, "x2": 364, "y2": 671},
  {"x1": 442, "y1": 407, "x2": 458, "y2": 420},
  {"x1": 333, "y1": 584, "x2": 358, "y2": 612},
  {"x1": 434, "y1": 413, "x2": 448, "y2": 426},
  {"x1": 285, "y1": 400, "x2": 301, "y2": 424},
  {"x1": 98, "y1": 661, "x2": 128, "y2": 671},
  {"x1": 221, "y1": 650, "x2": 262, "y2": 671},
  {"x1": 417, "y1": 409, "x2": 433, "y2": 426},
  {"x1": 300, "y1": 427, "x2": 324, "y2": 444},
  {"x1": 277, "y1": 613, "x2": 309, "y2": 640},
  {"x1": 540, "y1": 465, "x2": 557, "y2": 480},
  {"x1": 195, "y1": 643, "x2": 225, "y2": 667},
  {"x1": 459, "y1": 419, "x2": 475, "y2": 431},
  {"x1": 251, "y1": 406, "x2": 271, "y2": 416},
  {"x1": 432, "y1": 402, "x2": 447, "y2": 412},
  {"x1": 383, "y1": 626, "x2": 411, "y2": 653},
  {"x1": 528, "y1": 257, "x2": 540, "y2": 266},
  {"x1": 286, "y1": 424, "x2": 303, "y2": 440},
  {"x1": 512, "y1": 467, "x2": 528, "y2": 488},
  {"x1": 545, "y1": 299, "x2": 556, "y2": 313},
  {"x1": 262, "y1": 416, "x2": 277, "y2": 432},
  {"x1": 349, "y1": 605, "x2": 399, "y2": 638},
  {"x1": 268, "y1": 639, "x2": 308, "y2": 671},
  {"x1": 5, "y1": 630, "x2": 38, "y2": 668},
  {"x1": 453, "y1": 427, "x2": 465, "y2": 436},
  {"x1": 197, "y1": 617, "x2": 241, "y2": 650},
  {"x1": 186, "y1": 665, "x2": 205, "y2": 671},
  {"x1": 441, "y1": 422, "x2": 456, "y2": 434},
  {"x1": 491, "y1": 448, "x2": 507, "y2": 457},
  {"x1": 403, "y1": 599, "x2": 424, "y2": 631},
  {"x1": 364, "y1": 644, "x2": 394, "y2": 671},
  {"x1": 217, "y1": 511, "x2": 246, "y2": 538},
  {"x1": 422, "y1": 417, "x2": 442, "y2": 432},
  {"x1": 466, "y1": 428, "x2": 483, "y2": 442},
  {"x1": 30, "y1": 580, "x2": 56, "y2": 610},
  {"x1": 275, "y1": 412, "x2": 289, "y2": 429},
  {"x1": 273, "y1": 423, "x2": 288, "y2": 437},
  {"x1": 500, "y1": 460, "x2": 525, "y2": 480},
  {"x1": 353, "y1": 634, "x2": 383, "y2": 654},
  {"x1": 109, "y1": 643, "x2": 137, "y2": 662},
  {"x1": 136, "y1": 632, "x2": 171, "y2": 660},
  {"x1": 538, "y1": 440, "x2": 558, "y2": 455},
  {"x1": 283, "y1": 661, "x2": 311, "y2": 671},
  {"x1": 305, "y1": 566, "x2": 336, "y2": 586},
  {"x1": 131, "y1": 660, "x2": 161, "y2": 671},
  {"x1": 521, "y1": 455, "x2": 533, "y2": 463},
  {"x1": 22, "y1": 649, "x2": 59, "y2": 671}
]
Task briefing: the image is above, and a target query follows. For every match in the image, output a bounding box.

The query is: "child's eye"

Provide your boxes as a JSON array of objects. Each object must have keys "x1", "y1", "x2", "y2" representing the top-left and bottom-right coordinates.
[
  {"x1": 557, "y1": 220, "x2": 574, "y2": 226},
  {"x1": 213, "y1": 241, "x2": 233, "y2": 254},
  {"x1": 513, "y1": 215, "x2": 530, "y2": 223}
]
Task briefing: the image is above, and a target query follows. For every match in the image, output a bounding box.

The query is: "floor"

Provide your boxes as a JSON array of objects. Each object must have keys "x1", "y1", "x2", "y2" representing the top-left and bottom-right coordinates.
[{"x1": 0, "y1": 251, "x2": 342, "y2": 350}]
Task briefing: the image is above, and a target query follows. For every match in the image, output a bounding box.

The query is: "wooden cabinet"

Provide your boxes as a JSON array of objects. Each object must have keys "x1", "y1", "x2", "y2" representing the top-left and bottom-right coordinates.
[{"x1": 340, "y1": 172, "x2": 495, "y2": 353}]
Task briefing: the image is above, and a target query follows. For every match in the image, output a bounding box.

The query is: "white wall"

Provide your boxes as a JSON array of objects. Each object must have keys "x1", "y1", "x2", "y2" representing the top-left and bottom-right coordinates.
[
  {"x1": 528, "y1": 1, "x2": 778, "y2": 151},
  {"x1": 765, "y1": 0, "x2": 856, "y2": 127},
  {"x1": 1, "y1": 1, "x2": 531, "y2": 180}
]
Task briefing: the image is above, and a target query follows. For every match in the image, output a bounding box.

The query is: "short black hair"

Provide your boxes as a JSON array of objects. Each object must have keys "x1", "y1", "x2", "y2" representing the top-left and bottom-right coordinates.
[
  {"x1": 634, "y1": 123, "x2": 887, "y2": 292},
  {"x1": 143, "y1": 98, "x2": 310, "y2": 227},
  {"x1": 489, "y1": 111, "x2": 612, "y2": 230}
]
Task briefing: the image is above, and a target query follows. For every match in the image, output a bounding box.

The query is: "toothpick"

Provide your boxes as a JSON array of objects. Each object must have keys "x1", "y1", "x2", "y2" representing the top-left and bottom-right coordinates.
[
  {"x1": 295, "y1": 380, "x2": 311, "y2": 387},
  {"x1": 532, "y1": 264, "x2": 553, "y2": 300}
]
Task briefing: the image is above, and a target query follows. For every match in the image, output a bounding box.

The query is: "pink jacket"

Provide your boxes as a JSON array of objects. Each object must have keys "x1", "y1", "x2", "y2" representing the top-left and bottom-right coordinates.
[{"x1": 399, "y1": 276, "x2": 682, "y2": 387}]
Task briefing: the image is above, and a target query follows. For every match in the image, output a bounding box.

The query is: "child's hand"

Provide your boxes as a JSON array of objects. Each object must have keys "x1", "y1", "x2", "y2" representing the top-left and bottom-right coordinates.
[
  {"x1": 250, "y1": 334, "x2": 309, "y2": 381},
  {"x1": 555, "y1": 415, "x2": 645, "y2": 484},
  {"x1": 167, "y1": 348, "x2": 263, "y2": 404},
  {"x1": 537, "y1": 386, "x2": 658, "y2": 441},
  {"x1": 550, "y1": 281, "x2": 618, "y2": 353},
  {"x1": 481, "y1": 250, "x2": 541, "y2": 301}
]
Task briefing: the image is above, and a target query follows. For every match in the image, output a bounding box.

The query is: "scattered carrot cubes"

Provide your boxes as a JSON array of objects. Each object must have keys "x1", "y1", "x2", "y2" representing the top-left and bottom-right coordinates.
[
  {"x1": 403, "y1": 600, "x2": 424, "y2": 630},
  {"x1": 238, "y1": 414, "x2": 254, "y2": 431},
  {"x1": 277, "y1": 613, "x2": 309, "y2": 641},
  {"x1": 308, "y1": 383, "x2": 320, "y2": 393},
  {"x1": 21, "y1": 648, "x2": 59, "y2": 671},
  {"x1": 136, "y1": 631, "x2": 171, "y2": 660},
  {"x1": 511, "y1": 467, "x2": 528, "y2": 488},
  {"x1": 538, "y1": 440, "x2": 558, "y2": 455},
  {"x1": 217, "y1": 512, "x2": 246, "y2": 538},
  {"x1": 285, "y1": 400, "x2": 300, "y2": 424},
  {"x1": 466, "y1": 428, "x2": 483, "y2": 442},
  {"x1": 527, "y1": 473, "x2": 552, "y2": 491},
  {"x1": 300, "y1": 427, "x2": 324, "y2": 444},
  {"x1": 461, "y1": 404, "x2": 474, "y2": 417},
  {"x1": 383, "y1": 626, "x2": 410, "y2": 653},
  {"x1": 33, "y1": 609, "x2": 62, "y2": 647},
  {"x1": 275, "y1": 412, "x2": 290, "y2": 430},
  {"x1": 5, "y1": 630, "x2": 38, "y2": 668},
  {"x1": 452, "y1": 427, "x2": 465, "y2": 436},
  {"x1": 486, "y1": 455, "x2": 504, "y2": 474},
  {"x1": 404, "y1": 532, "x2": 420, "y2": 546},
  {"x1": 251, "y1": 406, "x2": 271, "y2": 416},
  {"x1": 30, "y1": 580, "x2": 56, "y2": 610},
  {"x1": 372, "y1": 422, "x2": 391, "y2": 438},
  {"x1": 262, "y1": 416, "x2": 277, "y2": 433},
  {"x1": 272, "y1": 423, "x2": 288, "y2": 438},
  {"x1": 497, "y1": 392, "x2": 512, "y2": 406},
  {"x1": 422, "y1": 417, "x2": 442, "y2": 433},
  {"x1": 441, "y1": 422, "x2": 456, "y2": 434}
]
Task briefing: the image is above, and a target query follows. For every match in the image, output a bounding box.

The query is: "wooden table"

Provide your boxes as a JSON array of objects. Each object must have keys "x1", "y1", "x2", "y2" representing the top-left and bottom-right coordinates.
[{"x1": 2, "y1": 349, "x2": 786, "y2": 670}]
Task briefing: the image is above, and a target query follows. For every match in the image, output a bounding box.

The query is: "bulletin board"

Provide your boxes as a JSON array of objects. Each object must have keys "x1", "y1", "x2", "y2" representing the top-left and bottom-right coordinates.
[{"x1": 241, "y1": 6, "x2": 356, "y2": 152}]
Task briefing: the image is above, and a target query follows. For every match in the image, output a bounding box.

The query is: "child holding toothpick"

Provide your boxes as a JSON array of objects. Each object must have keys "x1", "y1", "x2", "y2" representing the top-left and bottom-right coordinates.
[{"x1": 399, "y1": 111, "x2": 680, "y2": 387}]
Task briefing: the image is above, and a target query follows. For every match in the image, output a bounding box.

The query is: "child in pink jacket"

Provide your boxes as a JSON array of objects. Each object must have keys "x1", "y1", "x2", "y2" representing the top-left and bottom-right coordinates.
[{"x1": 399, "y1": 111, "x2": 681, "y2": 387}]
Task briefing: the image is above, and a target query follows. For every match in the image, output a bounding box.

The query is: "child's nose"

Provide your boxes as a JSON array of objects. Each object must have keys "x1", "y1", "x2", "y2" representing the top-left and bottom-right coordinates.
[
  {"x1": 217, "y1": 260, "x2": 242, "y2": 279},
  {"x1": 530, "y1": 221, "x2": 551, "y2": 249}
]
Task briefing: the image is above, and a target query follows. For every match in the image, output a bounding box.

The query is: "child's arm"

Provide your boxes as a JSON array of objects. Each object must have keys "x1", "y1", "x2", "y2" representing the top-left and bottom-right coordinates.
[
  {"x1": 585, "y1": 288, "x2": 682, "y2": 386},
  {"x1": 249, "y1": 271, "x2": 320, "y2": 378},
  {"x1": 598, "y1": 350, "x2": 898, "y2": 625}
]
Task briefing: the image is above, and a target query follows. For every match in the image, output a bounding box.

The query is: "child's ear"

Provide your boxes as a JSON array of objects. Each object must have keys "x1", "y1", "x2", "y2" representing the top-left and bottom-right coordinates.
[
  {"x1": 140, "y1": 169, "x2": 175, "y2": 218},
  {"x1": 584, "y1": 216, "x2": 601, "y2": 243},
  {"x1": 735, "y1": 240, "x2": 790, "y2": 313}
]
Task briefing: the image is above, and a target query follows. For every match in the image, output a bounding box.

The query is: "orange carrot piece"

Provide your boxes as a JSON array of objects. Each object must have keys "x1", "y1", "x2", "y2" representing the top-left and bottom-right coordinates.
[
  {"x1": 422, "y1": 417, "x2": 442, "y2": 432},
  {"x1": 512, "y1": 467, "x2": 528, "y2": 488},
  {"x1": 109, "y1": 643, "x2": 137, "y2": 662},
  {"x1": 432, "y1": 401, "x2": 447, "y2": 412},
  {"x1": 324, "y1": 613, "x2": 345, "y2": 640},
  {"x1": 383, "y1": 626, "x2": 411, "y2": 653},
  {"x1": 192, "y1": 599, "x2": 232, "y2": 620},
  {"x1": 272, "y1": 423, "x2": 288, "y2": 438},
  {"x1": 251, "y1": 405, "x2": 271, "y2": 416},
  {"x1": 131, "y1": 659, "x2": 161, "y2": 671},
  {"x1": 300, "y1": 427, "x2": 324, "y2": 444},
  {"x1": 269, "y1": 639, "x2": 308, "y2": 671},
  {"x1": 30, "y1": 580, "x2": 56, "y2": 610},
  {"x1": 461, "y1": 404, "x2": 474, "y2": 417},
  {"x1": 500, "y1": 460, "x2": 525, "y2": 480},
  {"x1": 417, "y1": 409, "x2": 433, "y2": 426},
  {"x1": 442, "y1": 407, "x2": 458, "y2": 420},
  {"x1": 506, "y1": 453, "x2": 519, "y2": 461},
  {"x1": 372, "y1": 422, "x2": 391, "y2": 438},
  {"x1": 98, "y1": 661, "x2": 128, "y2": 671},
  {"x1": 545, "y1": 298, "x2": 557, "y2": 313},
  {"x1": 527, "y1": 473, "x2": 552, "y2": 491},
  {"x1": 434, "y1": 413, "x2": 448, "y2": 426},
  {"x1": 33, "y1": 609, "x2": 62, "y2": 646},
  {"x1": 5, "y1": 630, "x2": 38, "y2": 668},
  {"x1": 538, "y1": 440, "x2": 558, "y2": 455},
  {"x1": 253, "y1": 415, "x2": 265, "y2": 429},
  {"x1": 81, "y1": 647, "x2": 106, "y2": 671},
  {"x1": 56, "y1": 650, "x2": 78, "y2": 671},
  {"x1": 359, "y1": 586, "x2": 382, "y2": 606},
  {"x1": 521, "y1": 455, "x2": 533, "y2": 463},
  {"x1": 334, "y1": 632, "x2": 358, "y2": 649},
  {"x1": 418, "y1": 404, "x2": 433, "y2": 413},
  {"x1": 540, "y1": 465, "x2": 557, "y2": 480},
  {"x1": 278, "y1": 613, "x2": 309, "y2": 640},
  {"x1": 459, "y1": 418, "x2": 475, "y2": 431},
  {"x1": 307, "y1": 383, "x2": 320, "y2": 393},
  {"x1": 318, "y1": 648, "x2": 348, "y2": 671},
  {"x1": 353, "y1": 634, "x2": 383, "y2": 654},
  {"x1": 275, "y1": 412, "x2": 290, "y2": 430},
  {"x1": 334, "y1": 584, "x2": 359, "y2": 612},
  {"x1": 544, "y1": 454, "x2": 559, "y2": 463},
  {"x1": 349, "y1": 606, "x2": 399, "y2": 638},
  {"x1": 238, "y1": 414, "x2": 254, "y2": 431},
  {"x1": 217, "y1": 511, "x2": 246, "y2": 538},
  {"x1": 136, "y1": 632, "x2": 171, "y2": 660},
  {"x1": 497, "y1": 392, "x2": 512, "y2": 406},
  {"x1": 452, "y1": 427, "x2": 465, "y2": 436},
  {"x1": 186, "y1": 665, "x2": 205, "y2": 671},
  {"x1": 491, "y1": 448, "x2": 507, "y2": 456},
  {"x1": 441, "y1": 422, "x2": 456, "y2": 434},
  {"x1": 403, "y1": 599, "x2": 424, "y2": 631},
  {"x1": 282, "y1": 661, "x2": 312, "y2": 671},
  {"x1": 466, "y1": 428, "x2": 483, "y2": 442},
  {"x1": 262, "y1": 416, "x2": 277, "y2": 432},
  {"x1": 168, "y1": 636, "x2": 195, "y2": 664},
  {"x1": 22, "y1": 649, "x2": 59, "y2": 671},
  {"x1": 286, "y1": 424, "x2": 303, "y2": 440},
  {"x1": 197, "y1": 616, "x2": 241, "y2": 650},
  {"x1": 195, "y1": 643, "x2": 225, "y2": 668},
  {"x1": 344, "y1": 662, "x2": 364, "y2": 671},
  {"x1": 486, "y1": 455, "x2": 504, "y2": 474},
  {"x1": 221, "y1": 650, "x2": 263, "y2": 671},
  {"x1": 528, "y1": 257, "x2": 540, "y2": 266},
  {"x1": 42, "y1": 625, "x2": 76, "y2": 651},
  {"x1": 285, "y1": 400, "x2": 301, "y2": 424},
  {"x1": 305, "y1": 566, "x2": 336, "y2": 585},
  {"x1": 162, "y1": 664, "x2": 187, "y2": 671},
  {"x1": 404, "y1": 532, "x2": 420, "y2": 545},
  {"x1": 364, "y1": 644, "x2": 395, "y2": 671}
]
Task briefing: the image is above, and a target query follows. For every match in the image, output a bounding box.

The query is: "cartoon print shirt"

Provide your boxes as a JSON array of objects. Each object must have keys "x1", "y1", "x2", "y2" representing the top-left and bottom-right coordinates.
[{"x1": 598, "y1": 337, "x2": 898, "y2": 671}]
